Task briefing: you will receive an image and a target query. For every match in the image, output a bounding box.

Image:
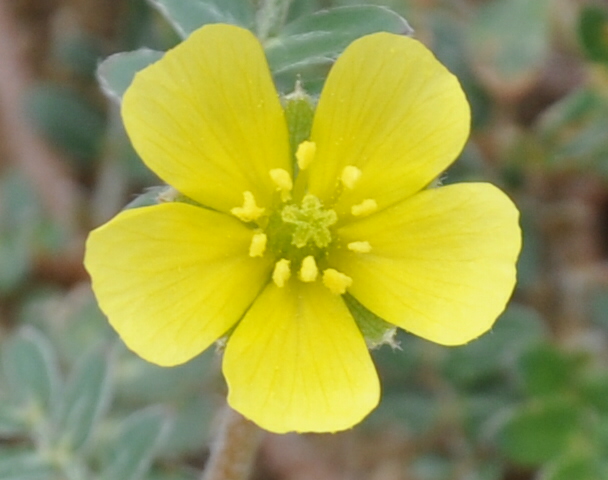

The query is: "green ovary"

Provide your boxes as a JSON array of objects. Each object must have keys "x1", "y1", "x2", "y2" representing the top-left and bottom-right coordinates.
[{"x1": 264, "y1": 194, "x2": 337, "y2": 263}]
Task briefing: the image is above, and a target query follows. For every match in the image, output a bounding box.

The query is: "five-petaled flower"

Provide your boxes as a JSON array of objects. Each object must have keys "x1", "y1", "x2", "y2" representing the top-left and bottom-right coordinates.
[{"x1": 85, "y1": 24, "x2": 521, "y2": 433}]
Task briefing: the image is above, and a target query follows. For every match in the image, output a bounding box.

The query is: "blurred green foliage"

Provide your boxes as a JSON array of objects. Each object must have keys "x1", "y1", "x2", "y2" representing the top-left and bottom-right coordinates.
[{"x1": 4, "y1": 0, "x2": 608, "y2": 479}]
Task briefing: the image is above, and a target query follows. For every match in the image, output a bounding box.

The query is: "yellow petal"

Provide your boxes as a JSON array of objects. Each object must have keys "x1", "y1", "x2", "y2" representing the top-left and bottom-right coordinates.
[
  {"x1": 84, "y1": 203, "x2": 272, "y2": 366},
  {"x1": 224, "y1": 281, "x2": 379, "y2": 433},
  {"x1": 331, "y1": 183, "x2": 521, "y2": 346},
  {"x1": 306, "y1": 33, "x2": 470, "y2": 213},
  {"x1": 122, "y1": 24, "x2": 290, "y2": 213}
]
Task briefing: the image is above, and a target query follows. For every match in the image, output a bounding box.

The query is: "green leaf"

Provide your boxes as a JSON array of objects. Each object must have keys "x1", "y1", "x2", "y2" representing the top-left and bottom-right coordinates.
[
  {"x1": 541, "y1": 455, "x2": 606, "y2": 480},
  {"x1": 591, "y1": 288, "x2": 608, "y2": 329},
  {"x1": 464, "y1": 392, "x2": 516, "y2": 441},
  {"x1": 0, "y1": 231, "x2": 30, "y2": 294},
  {"x1": 25, "y1": 83, "x2": 105, "y2": 163},
  {"x1": 265, "y1": 6, "x2": 412, "y2": 91},
  {"x1": 410, "y1": 454, "x2": 452, "y2": 480},
  {"x1": 468, "y1": 0, "x2": 551, "y2": 90},
  {"x1": 443, "y1": 304, "x2": 546, "y2": 389},
  {"x1": 2, "y1": 327, "x2": 60, "y2": 419},
  {"x1": 579, "y1": 6, "x2": 608, "y2": 64},
  {"x1": 53, "y1": 346, "x2": 112, "y2": 452},
  {"x1": 99, "y1": 407, "x2": 168, "y2": 480},
  {"x1": 0, "y1": 450, "x2": 57, "y2": 480},
  {"x1": 539, "y1": 88, "x2": 599, "y2": 139},
  {"x1": 149, "y1": 0, "x2": 254, "y2": 38},
  {"x1": 114, "y1": 348, "x2": 215, "y2": 404},
  {"x1": 466, "y1": 462, "x2": 504, "y2": 480},
  {"x1": 537, "y1": 88, "x2": 608, "y2": 172},
  {"x1": 0, "y1": 402, "x2": 29, "y2": 436},
  {"x1": 516, "y1": 210, "x2": 543, "y2": 289},
  {"x1": 518, "y1": 343, "x2": 577, "y2": 397},
  {"x1": 161, "y1": 395, "x2": 215, "y2": 456},
  {"x1": 54, "y1": 34, "x2": 103, "y2": 78},
  {"x1": 97, "y1": 49, "x2": 163, "y2": 102},
  {"x1": 581, "y1": 372, "x2": 608, "y2": 414},
  {"x1": 273, "y1": 59, "x2": 330, "y2": 96},
  {"x1": 370, "y1": 390, "x2": 439, "y2": 435},
  {"x1": 499, "y1": 399, "x2": 581, "y2": 465},
  {"x1": 0, "y1": 170, "x2": 42, "y2": 294}
]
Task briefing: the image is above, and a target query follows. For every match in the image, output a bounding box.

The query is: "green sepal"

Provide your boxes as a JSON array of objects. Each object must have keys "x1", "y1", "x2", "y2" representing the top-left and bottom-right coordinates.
[
  {"x1": 124, "y1": 186, "x2": 204, "y2": 211},
  {"x1": 283, "y1": 84, "x2": 316, "y2": 159},
  {"x1": 343, "y1": 293, "x2": 397, "y2": 349}
]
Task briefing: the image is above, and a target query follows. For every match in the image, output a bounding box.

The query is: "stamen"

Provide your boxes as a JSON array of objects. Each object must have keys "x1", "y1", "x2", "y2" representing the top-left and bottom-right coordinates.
[
  {"x1": 341, "y1": 166, "x2": 362, "y2": 190},
  {"x1": 299, "y1": 256, "x2": 318, "y2": 282},
  {"x1": 249, "y1": 233, "x2": 267, "y2": 257},
  {"x1": 231, "y1": 191, "x2": 265, "y2": 222},
  {"x1": 269, "y1": 168, "x2": 293, "y2": 202},
  {"x1": 347, "y1": 241, "x2": 372, "y2": 253},
  {"x1": 351, "y1": 199, "x2": 377, "y2": 217},
  {"x1": 322, "y1": 268, "x2": 352, "y2": 295},
  {"x1": 272, "y1": 259, "x2": 291, "y2": 287},
  {"x1": 296, "y1": 140, "x2": 316, "y2": 170}
]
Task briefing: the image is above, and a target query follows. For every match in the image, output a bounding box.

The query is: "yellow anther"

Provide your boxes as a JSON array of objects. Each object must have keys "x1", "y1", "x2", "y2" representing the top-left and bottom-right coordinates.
[
  {"x1": 322, "y1": 268, "x2": 352, "y2": 295},
  {"x1": 351, "y1": 199, "x2": 377, "y2": 217},
  {"x1": 231, "y1": 191, "x2": 265, "y2": 222},
  {"x1": 341, "y1": 165, "x2": 362, "y2": 190},
  {"x1": 249, "y1": 233, "x2": 267, "y2": 257},
  {"x1": 296, "y1": 140, "x2": 316, "y2": 170},
  {"x1": 272, "y1": 259, "x2": 291, "y2": 287},
  {"x1": 299, "y1": 256, "x2": 318, "y2": 282},
  {"x1": 347, "y1": 241, "x2": 372, "y2": 253},
  {"x1": 269, "y1": 168, "x2": 293, "y2": 201}
]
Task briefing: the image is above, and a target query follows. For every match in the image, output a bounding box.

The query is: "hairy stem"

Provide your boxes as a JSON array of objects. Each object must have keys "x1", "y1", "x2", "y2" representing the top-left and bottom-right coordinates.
[{"x1": 201, "y1": 405, "x2": 264, "y2": 480}]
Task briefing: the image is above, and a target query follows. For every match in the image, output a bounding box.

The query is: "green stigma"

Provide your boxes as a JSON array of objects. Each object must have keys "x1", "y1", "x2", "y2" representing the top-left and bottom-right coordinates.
[{"x1": 280, "y1": 194, "x2": 337, "y2": 249}]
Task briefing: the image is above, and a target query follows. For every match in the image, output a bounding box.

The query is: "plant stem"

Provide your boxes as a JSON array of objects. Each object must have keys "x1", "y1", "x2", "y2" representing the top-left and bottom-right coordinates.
[{"x1": 201, "y1": 405, "x2": 264, "y2": 480}]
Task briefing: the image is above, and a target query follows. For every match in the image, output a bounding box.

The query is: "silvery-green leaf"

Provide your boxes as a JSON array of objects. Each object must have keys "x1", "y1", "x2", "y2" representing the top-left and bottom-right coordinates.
[
  {"x1": 0, "y1": 451, "x2": 57, "y2": 480},
  {"x1": 98, "y1": 407, "x2": 168, "y2": 480},
  {"x1": 149, "y1": 0, "x2": 254, "y2": 38},
  {"x1": 97, "y1": 49, "x2": 163, "y2": 102},
  {"x1": 2, "y1": 327, "x2": 60, "y2": 417},
  {"x1": 53, "y1": 346, "x2": 112, "y2": 452},
  {"x1": 265, "y1": 6, "x2": 412, "y2": 74}
]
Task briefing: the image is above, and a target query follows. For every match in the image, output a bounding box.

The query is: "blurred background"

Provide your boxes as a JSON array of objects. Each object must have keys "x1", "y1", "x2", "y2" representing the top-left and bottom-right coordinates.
[{"x1": 1, "y1": 0, "x2": 608, "y2": 479}]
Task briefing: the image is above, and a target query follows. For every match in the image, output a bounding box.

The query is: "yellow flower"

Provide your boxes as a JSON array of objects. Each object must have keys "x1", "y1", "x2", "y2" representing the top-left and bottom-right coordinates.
[{"x1": 85, "y1": 24, "x2": 521, "y2": 433}]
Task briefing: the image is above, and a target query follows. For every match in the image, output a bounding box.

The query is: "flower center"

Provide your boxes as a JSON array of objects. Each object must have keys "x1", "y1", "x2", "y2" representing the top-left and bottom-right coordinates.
[
  {"x1": 231, "y1": 141, "x2": 376, "y2": 295},
  {"x1": 263, "y1": 194, "x2": 336, "y2": 268}
]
